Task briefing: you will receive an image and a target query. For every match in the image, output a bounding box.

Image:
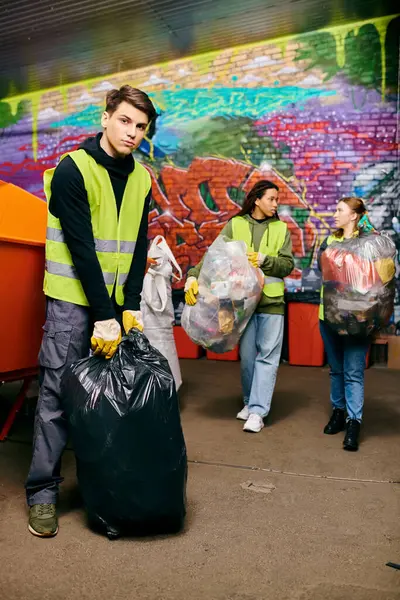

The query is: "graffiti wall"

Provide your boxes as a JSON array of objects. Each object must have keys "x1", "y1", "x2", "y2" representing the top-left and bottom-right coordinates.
[{"x1": 0, "y1": 15, "x2": 399, "y2": 315}]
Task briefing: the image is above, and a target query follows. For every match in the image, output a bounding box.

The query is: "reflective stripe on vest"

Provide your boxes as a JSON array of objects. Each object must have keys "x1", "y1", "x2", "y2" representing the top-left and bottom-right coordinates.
[
  {"x1": 46, "y1": 259, "x2": 116, "y2": 285},
  {"x1": 265, "y1": 276, "x2": 283, "y2": 286},
  {"x1": 231, "y1": 216, "x2": 287, "y2": 298},
  {"x1": 46, "y1": 227, "x2": 136, "y2": 255},
  {"x1": 43, "y1": 149, "x2": 150, "y2": 307}
]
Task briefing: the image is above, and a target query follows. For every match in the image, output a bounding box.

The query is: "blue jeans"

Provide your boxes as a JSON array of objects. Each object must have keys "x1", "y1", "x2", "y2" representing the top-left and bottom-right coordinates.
[
  {"x1": 319, "y1": 320, "x2": 370, "y2": 422},
  {"x1": 239, "y1": 314, "x2": 284, "y2": 417}
]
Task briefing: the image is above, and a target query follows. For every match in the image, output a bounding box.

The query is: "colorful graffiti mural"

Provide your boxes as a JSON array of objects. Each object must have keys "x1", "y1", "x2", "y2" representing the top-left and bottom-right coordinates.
[{"x1": 0, "y1": 15, "x2": 399, "y2": 315}]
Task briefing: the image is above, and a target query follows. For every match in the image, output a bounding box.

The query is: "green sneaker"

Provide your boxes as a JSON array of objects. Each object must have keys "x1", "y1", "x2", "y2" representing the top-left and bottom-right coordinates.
[{"x1": 28, "y1": 504, "x2": 58, "y2": 537}]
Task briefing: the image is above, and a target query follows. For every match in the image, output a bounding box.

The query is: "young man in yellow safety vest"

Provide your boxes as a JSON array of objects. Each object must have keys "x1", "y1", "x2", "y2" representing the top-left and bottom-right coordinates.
[{"x1": 26, "y1": 85, "x2": 156, "y2": 537}]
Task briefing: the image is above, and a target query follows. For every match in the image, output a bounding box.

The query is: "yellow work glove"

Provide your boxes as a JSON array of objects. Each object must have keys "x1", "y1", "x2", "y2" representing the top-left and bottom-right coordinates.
[
  {"x1": 91, "y1": 319, "x2": 122, "y2": 360},
  {"x1": 122, "y1": 310, "x2": 144, "y2": 334},
  {"x1": 374, "y1": 258, "x2": 395, "y2": 284},
  {"x1": 184, "y1": 276, "x2": 199, "y2": 306},
  {"x1": 247, "y1": 252, "x2": 266, "y2": 268}
]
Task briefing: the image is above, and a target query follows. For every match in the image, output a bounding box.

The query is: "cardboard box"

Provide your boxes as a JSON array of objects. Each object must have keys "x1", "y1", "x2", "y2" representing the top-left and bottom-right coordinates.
[{"x1": 387, "y1": 336, "x2": 400, "y2": 369}]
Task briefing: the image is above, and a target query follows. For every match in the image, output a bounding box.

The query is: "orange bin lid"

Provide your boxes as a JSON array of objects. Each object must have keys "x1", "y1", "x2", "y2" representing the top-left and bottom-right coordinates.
[{"x1": 0, "y1": 180, "x2": 47, "y2": 247}]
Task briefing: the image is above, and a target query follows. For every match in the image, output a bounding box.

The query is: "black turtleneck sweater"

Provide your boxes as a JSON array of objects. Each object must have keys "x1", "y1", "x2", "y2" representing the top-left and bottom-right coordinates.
[{"x1": 49, "y1": 133, "x2": 151, "y2": 322}]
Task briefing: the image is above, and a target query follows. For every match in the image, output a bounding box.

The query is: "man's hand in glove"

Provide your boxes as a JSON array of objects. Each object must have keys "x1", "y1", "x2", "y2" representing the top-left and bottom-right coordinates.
[
  {"x1": 122, "y1": 310, "x2": 144, "y2": 334},
  {"x1": 184, "y1": 276, "x2": 199, "y2": 306},
  {"x1": 91, "y1": 319, "x2": 122, "y2": 359},
  {"x1": 247, "y1": 252, "x2": 266, "y2": 269}
]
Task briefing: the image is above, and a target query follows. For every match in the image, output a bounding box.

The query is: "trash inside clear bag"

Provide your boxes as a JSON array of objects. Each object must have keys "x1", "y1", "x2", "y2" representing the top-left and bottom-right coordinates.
[
  {"x1": 182, "y1": 236, "x2": 264, "y2": 352},
  {"x1": 321, "y1": 232, "x2": 396, "y2": 337}
]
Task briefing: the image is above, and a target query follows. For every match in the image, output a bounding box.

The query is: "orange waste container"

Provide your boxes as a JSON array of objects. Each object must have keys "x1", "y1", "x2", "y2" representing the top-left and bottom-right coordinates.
[
  {"x1": 288, "y1": 303, "x2": 325, "y2": 366},
  {"x1": 206, "y1": 346, "x2": 240, "y2": 361},
  {"x1": 365, "y1": 347, "x2": 371, "y2": 369},
  {"x1": 0, "y1": 181, "x2": 46, "y2": 375},
  {"x1": 173, "y1": 326, "x2": 203, "y2": 359}
]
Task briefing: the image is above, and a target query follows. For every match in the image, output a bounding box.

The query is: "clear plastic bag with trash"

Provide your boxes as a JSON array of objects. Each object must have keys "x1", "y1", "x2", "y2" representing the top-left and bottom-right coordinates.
[
  {"x1": 320, "y1": 231, "x2": 396, "y2": 337},
  {"x1": 181, "y1": 236, "x2": 264, "y2": 352}
]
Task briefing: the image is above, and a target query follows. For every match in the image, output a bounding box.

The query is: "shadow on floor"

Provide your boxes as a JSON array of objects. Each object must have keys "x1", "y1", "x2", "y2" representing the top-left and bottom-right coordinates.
[
  {"x1": 268, "y1": 390, "x2": 311, "y2": 425},
  {"x1": 362, "y1": 400, "x2": 400, "y2": 438},
  {"x1": 193, "y1": 390, "x2": 244, "y2": 420},
  {"x1": 195, "y1": 387, "x2": 312, "y2": 425}
]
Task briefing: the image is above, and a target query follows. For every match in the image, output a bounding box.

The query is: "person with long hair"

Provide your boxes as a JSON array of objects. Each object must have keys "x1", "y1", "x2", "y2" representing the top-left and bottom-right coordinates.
[
  {"x1": 185, "y1": 180, "x2": 294, "y2": 433},
  {"x1": 318, "y1": 197, "x2": 375, "y2": 451}
]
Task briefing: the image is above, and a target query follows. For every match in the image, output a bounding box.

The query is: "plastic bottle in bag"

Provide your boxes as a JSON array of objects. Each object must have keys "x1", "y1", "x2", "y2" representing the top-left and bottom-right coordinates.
[{"x1": 182, "y1": 236, "x2": 264, "y2": 352}]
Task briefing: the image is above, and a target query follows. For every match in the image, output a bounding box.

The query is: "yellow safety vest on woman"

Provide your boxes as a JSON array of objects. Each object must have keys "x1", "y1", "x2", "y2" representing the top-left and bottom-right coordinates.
[
  {"x1": 43, "y1": 149, "x2": 151, "y2": 307},
  {"x1": 231, "y1": 216, "x2": 287, "y2": 298}
]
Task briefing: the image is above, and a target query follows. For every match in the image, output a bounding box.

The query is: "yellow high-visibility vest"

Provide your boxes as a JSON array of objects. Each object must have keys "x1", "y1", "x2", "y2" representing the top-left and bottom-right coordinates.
[
  {"x1": 43, "y1": 149, "x2": 151, "y2": 306},
  {"x1": 231, "y1": 216, "x2": 287, "y2": 298}
]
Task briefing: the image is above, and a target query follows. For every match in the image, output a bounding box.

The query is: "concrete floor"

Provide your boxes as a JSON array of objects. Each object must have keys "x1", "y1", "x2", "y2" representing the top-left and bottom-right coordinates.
[{"x1": 0, "y1": 360, "x2": 399, "y2": 600}]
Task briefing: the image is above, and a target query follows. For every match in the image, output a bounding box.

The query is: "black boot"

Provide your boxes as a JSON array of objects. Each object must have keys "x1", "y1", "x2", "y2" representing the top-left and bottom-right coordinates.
[
  {"x1": 343, "y1": 419, "x2": 361, "y2": 451},
  {"x1": 324, "y1": 408, "x2": 346, "y2": 435}
]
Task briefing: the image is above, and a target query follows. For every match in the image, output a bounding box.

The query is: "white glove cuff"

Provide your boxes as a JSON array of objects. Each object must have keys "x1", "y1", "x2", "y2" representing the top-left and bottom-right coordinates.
[
  {"x1": 93, "y1": 319, "x2": 121, "y2": 341},
  {"x1": 184, "y1": 276, "x2": 197, "y2": 291},
  {"x1": 257, "y1": 253, "x2": 267, "y2": 267}
]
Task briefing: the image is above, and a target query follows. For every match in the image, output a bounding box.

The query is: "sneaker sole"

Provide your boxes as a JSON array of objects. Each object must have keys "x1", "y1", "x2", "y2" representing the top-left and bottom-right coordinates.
[
  {"x1": 28, "y1": 524, "x2": 59, "y2": 538},
  {"x1": 236, "y1": 415, "x2": 248, "y2": 421},
  {"x1": 243, "y1": 426, "x2": 264, "y2": 433}
]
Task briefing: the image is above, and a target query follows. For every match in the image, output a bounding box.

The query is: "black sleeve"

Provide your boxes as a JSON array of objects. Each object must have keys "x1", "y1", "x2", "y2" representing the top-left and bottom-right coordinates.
[
  {"x1": 123, "y1": 190, "x2": 151, "y2": 311},
  {"x1": 49, "y1": 157, "x2": 116, "y2": 322},
  {"x1": 317, "y1": 237, "x2": 329, "y2": 271}
]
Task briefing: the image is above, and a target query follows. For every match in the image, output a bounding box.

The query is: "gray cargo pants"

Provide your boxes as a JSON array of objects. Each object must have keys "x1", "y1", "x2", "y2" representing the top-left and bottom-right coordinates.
[{"x1": 25, "y1": 298, "x2": 91, "y2": 506}]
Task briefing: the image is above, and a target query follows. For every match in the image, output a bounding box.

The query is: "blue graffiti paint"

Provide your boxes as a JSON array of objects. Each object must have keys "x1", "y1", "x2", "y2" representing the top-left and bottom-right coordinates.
[
  {"x1": 53, "y1": 87, "x2": 336, "y2": 129},
  {"x1": 150, "y1": 87, "x2": 336, "y2": 123},
  {"x1": 51, "y1": 105, "x2": 101, "y2": 128},
  {"x1": 152, "y1": 129, "x2": 180, "y2": 153},
  {"x1": 138, "y1": 138, "x2": 166, "y2": 158}
]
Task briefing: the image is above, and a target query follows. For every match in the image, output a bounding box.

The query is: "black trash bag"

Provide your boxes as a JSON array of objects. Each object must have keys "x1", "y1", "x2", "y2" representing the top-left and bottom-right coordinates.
[
  {"x1": 61, "y1": 329, "x2": 187, "y2": 540},
  {"x1": 285, "y1": 291, "x2": 321, "y2": 305}
]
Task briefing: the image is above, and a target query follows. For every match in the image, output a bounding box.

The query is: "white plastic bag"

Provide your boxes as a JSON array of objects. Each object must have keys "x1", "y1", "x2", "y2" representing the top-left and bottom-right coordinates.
[
  {"x1": 141, "y1": 236, "x2": 182, "y2": 390},
  {"x1": 181, "y1": 236, "x2": 264, "y2": 352}
]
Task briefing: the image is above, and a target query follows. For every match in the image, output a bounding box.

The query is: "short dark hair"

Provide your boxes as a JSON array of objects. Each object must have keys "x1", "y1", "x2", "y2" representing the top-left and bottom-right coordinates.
[
  {"x1": 236, "y1": 180, "x2": 279, "y2": 217},
  {"x1": 105, "y1": 85, "x2": 156, "y2": 122}
]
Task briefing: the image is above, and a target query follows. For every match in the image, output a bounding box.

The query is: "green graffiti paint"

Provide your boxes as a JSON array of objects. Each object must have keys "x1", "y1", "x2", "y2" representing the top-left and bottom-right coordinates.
[
  {"x1": 1, "y1": 14, "x2": 397, "y2": 159},
  {"x1": 322, "y1": 15, "x2": 394, "y2": 99},
  {"x1": 374, "y1": 16, "x2": 393, "y2": 101}
]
